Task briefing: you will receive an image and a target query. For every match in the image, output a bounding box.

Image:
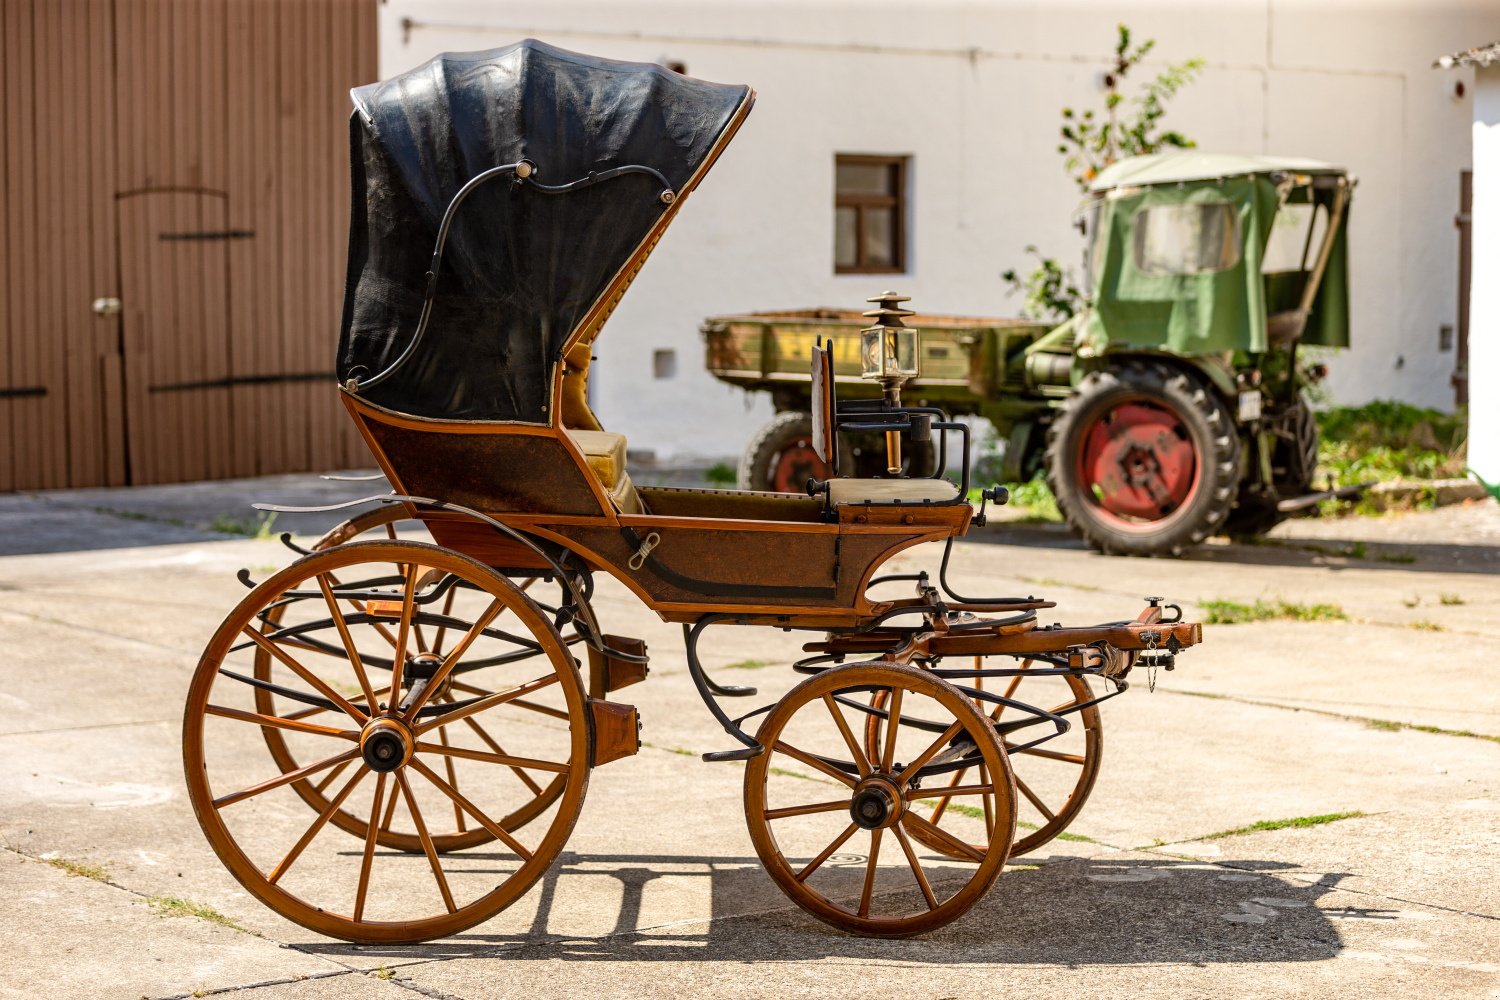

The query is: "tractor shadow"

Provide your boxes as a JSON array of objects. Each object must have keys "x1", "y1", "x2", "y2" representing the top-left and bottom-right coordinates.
[
  {"x1": 299, "y1": 853, "x2": 1358, "y2": 967},
  {"x1": 972, "y1": 521, "x2": 1500, "y2": 576}
]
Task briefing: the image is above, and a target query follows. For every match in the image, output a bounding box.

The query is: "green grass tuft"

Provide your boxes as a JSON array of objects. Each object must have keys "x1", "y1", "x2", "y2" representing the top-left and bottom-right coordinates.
[
  {"x1": 724, "y1": 659, "x2": 775, "y2": 671},
  {"x1": 44, "y1": 856, "x2": 109, "y2": 881},
  {"x1": 1439, "y1": 593, "x2": 1466, "y2": 606},
  {"x1": 1199, "y1": 597, "x2": 1347, "y2": 624},
  {"x1": 145, "y1": 896, "x2": 245, "y2": 931},
  {"x1": 1408, "y1": 620, "x2": 1446, "y2": 632},
  {"x1": 374, "y1": 965, "x2": 395, "y2": 981},
  {"x1": 1377, "y1": 551, "x2": 1417, "y2": 565},
  {"x1": 209, "y1": 511, "x2": 279, "y2": 539},
  {"x1": 1053, "y1": 830, "x2": 1094, "y2": 843},
  {"x1": 1200, "y1": 811, "x2": 1366, "y2": 841}
]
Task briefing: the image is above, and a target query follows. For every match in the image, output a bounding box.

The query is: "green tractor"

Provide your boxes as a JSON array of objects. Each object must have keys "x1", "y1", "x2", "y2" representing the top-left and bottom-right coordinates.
[{"x1": 704, "y1": 152, "x2": 1359, "y2": 556}]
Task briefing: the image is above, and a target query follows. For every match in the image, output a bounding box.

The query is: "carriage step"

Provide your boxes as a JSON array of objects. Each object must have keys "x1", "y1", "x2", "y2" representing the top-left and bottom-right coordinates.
[
  {"x1": 589, "y1": 699, "x2": 641, "y2": 766},
  {"x1": 588, "y1": 635, "x2": 649, "y2": 697}
]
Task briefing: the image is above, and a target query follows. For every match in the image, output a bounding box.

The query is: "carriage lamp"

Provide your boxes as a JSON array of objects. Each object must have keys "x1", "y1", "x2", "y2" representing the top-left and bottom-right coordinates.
[{"x1": 860, "y1": 291, "x2": 920, "y2": 474}]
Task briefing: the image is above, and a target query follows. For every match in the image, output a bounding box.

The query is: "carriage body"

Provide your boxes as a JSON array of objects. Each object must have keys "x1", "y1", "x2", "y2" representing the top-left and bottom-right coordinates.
[{"x1": 184, "y1": 41, "x2": 1205, "y2": 946}]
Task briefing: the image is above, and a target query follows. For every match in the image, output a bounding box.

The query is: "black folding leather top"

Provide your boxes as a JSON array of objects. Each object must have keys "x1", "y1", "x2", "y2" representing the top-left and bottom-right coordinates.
[{"x1": 337, "y1": 39, "x2": 751, "y2": 422}]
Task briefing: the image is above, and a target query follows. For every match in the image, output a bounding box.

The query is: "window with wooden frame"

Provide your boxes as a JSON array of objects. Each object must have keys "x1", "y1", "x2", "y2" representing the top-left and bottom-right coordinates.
[{"x1": 834, "y1": 154, "x2": 907, "y2": 274}]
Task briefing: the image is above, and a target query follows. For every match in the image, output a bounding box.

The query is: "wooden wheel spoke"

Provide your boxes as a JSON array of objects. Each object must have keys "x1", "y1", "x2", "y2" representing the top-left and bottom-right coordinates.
[
  {"x1": 795, "y1": 822, "x2": 858, "y2": 882},
  {"x1": 435, "y1": 722, "x2": 466, "y2": 833},
  {"x1": 315, "y1": 574, "x2": 379, "y2": 711},
  {"x1": 407, "y1": 757, "x2": 534, "y2": 862},
  {"x1": 241, "y1": 626, "x2": 368, "y2": 724},
  {"x1": 905, "y1": 783, "x2": 995, "y2": 800},
  {"x1": 405, "y1": 598, "x2": 505, "y2": 720},
  {"x1": 904, "y1": 811, "x2": 986, "y2": 863},
  {"x1": 928, "y1": 765, "x2": 970, "y2": 824},
  {"x1": 353, "y1": 772, "x2": 387, "y2": 922},
  {"x1": 459, "y1": 718, "x2": 548, "y2": 794},
  {"x1": 432, "y1": 588, "x2": 458, "y2": 658},
  {"x1": 858, "y1": 827, "x2": 883, "y2": 918},
  {"x1": 894, "y1": 825, "x2": 938, "y2": 910},
  {"x1": 396, "y1": 771, "x2": 456, "y2": 914},
  {"x1": 214, "y1": 748, "x2": 361, "y2": 809},
  {"x1": 980, "y1": 763, "x2": 995, "y2": 838},
  {"x1": 387, "y1": 564, "x2": 420, "y2": 702},
  {"x1": 205, "y1": 704, "x2": 357, "y2": 741},
  {"x1": 415, "y1": 739, "x2": 567, "y2": 775},
  {"x1": 880, "y1": 688, "x2": 903, "y2": 774},
  {"x1": 269, "y1": 765, "x2": 368, "y2": 884},
  {"x1": 284, "y1": 704, "x2": 332, "y2": 722},
  {"x1": 313, "y1": 759, "x2": 353, "y2": 794},
  {"x1": 414, "y1": 674, "x2": 559, "y2": 736},
  {"x1": 764, "y1": 798, "x2": 852, "y2": 821},
  {"x1": 1014, "y1": 774, "x2": 1056, "y2": 822},
  {"x1": 823, "y1": 694, "x2": 871, "y2": 777},
  {"x1": 894, "y1": 720, "x2": 965, "y2": 787},
  {"x1": 380, "y1": 779, "x2": 402, "y2": 830},
  {"x1": 772, "y1": 741, "x2": 857, "y2": 788},
  {"x1": 447, "y1": 682, "x2": 569, "y2": 722},
  {"x1": 1006, "y1": 743, "x2": 1086, "y2": 765}
]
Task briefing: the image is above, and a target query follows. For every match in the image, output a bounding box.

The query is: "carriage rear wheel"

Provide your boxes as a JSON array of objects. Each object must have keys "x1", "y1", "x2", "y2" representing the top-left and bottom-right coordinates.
[
  {"x1": 744, "y1": 662, "x2": 1014, "y2": 937},
  {"x1": 186, "y1": 540, "x2": 591, "y2": 942},
  {"x1": 253, "y1": 506, "x2": 567, "y2": 854},
  {"x1": 866, "y1": 659, "x2": 1102, "y2": 859}
]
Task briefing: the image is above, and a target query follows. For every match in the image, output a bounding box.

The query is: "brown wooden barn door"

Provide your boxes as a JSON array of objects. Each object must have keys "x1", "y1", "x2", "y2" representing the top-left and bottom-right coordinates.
[{"x1": 116, "y1": 190, "x2": 236, "y2": 484}]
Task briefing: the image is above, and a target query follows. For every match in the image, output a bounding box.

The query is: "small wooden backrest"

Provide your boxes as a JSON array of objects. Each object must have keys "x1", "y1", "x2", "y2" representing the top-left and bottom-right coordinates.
[{"x1": 810, "y1": 341, "x2": 838, "y2": 470}]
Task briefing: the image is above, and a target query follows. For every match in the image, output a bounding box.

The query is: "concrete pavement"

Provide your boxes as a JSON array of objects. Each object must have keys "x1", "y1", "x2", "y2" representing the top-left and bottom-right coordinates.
[{"x1": 2, "y1": 483, "x2": 1498, "y2": 999}]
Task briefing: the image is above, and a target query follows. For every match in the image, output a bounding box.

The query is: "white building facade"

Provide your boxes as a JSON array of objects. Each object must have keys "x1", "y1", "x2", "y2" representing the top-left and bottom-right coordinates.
[{"x1": 378, "y1": 0, "x2": 1500, "y2": 462}]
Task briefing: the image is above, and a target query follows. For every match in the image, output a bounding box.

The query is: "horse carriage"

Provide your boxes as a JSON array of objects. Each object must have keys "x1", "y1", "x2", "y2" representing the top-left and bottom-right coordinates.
[{"x1": 184, "y1": 40, "x2": 1204, "y2": 943}]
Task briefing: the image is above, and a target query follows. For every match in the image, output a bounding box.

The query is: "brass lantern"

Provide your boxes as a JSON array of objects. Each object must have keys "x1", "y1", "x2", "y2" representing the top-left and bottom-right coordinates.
[
  {"x1": 859, "y1": 292, "x2": 919, "y2": 387},
  {"x1": 859, "y1": 291, "x2": 920, "y2": 474}
]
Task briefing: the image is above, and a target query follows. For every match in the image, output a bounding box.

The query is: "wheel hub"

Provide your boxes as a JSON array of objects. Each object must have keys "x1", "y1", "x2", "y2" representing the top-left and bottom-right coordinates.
[
  {"x1": 360, "y1": 716, "x2": 413, "y2": 773},
  {"x1": 1079, "y1": 401, "x2": 1198, "y2": 521},
  {"x1": 849, "y1": 777, "x2": 903, "y2": 830}
]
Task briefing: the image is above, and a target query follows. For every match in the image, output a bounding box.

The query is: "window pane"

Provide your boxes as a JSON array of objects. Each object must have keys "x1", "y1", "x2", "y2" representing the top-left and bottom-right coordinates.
[
  {"x1": 1262, "y1": 203, "x2": 1328, "y2": 274},
  {"x1": 1132, "y1": 202, "x2": 1241, "y2": 275},
  {"x1": 837, "y1": 161, "x2": 892, "y2": 196},
  {"x1": 864, "y1": 206, "x2": 896, "y2": 267},
  {"x1": 835, "y1": 206, "x2": 858, "y2": 268}
]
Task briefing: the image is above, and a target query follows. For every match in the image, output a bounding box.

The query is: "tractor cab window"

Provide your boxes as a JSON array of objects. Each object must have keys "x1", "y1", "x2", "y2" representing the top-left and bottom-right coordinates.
[
  {"x1": 1132, "y1": 202, "x2": 1240, "y2": 275},
  {"x1": 1261, "y1": 202, "x2": 1329, "y2": 274}
]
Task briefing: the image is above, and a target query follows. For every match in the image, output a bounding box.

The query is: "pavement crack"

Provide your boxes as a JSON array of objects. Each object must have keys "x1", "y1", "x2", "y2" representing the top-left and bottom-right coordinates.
[{"x1": 1157, "y1": 687, "x2": 1500, "y2": 744}]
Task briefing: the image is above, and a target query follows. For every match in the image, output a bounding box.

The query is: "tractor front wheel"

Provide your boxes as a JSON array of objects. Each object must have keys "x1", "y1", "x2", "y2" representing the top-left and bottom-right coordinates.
[{"x1": 1046, "y1": 361, "x2": 1239, "y2": 557}]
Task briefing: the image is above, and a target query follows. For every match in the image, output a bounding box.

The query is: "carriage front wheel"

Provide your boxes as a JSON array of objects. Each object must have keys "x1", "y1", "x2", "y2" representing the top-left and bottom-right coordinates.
[
  {"x1": 744, "y1": 662, "x2": 1015, "y2": 937},
  {"x1": 184, "y1": 540, "x2": 591, "y2": 943}
]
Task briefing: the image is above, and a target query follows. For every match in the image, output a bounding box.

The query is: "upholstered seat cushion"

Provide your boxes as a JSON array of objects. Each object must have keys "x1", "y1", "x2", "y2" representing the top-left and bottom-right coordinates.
[
  {"x1": 826, "y1": 478, "x2": 962, "y2": 505},
  {"x1": 566, "y1": 429, "x2": 627, "y2": 489}
]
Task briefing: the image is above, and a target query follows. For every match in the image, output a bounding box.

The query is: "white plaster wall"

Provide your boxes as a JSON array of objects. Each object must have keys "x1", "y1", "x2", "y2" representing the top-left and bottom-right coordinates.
[
  {"x1": 1468, "y1": 66, "x2": 1499, "y2": 484},
  {"x1": 375, "y1": 0, "x2": 1500, "y2": 461}
]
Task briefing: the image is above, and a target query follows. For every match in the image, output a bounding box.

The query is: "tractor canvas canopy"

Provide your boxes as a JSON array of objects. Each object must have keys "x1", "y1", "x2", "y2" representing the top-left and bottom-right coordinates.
[
  {"x1": 337, "y1": 40, "x2": 753, "y2": 422},
  {"x1": 1084, "y1": 153, "x2": 1352, "y2": 355}
]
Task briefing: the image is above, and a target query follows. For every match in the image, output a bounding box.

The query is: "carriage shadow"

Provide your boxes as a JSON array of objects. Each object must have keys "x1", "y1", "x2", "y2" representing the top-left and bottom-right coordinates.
[{"x1": 300, "y1": 852, "x2": 1355, "y2": 967}]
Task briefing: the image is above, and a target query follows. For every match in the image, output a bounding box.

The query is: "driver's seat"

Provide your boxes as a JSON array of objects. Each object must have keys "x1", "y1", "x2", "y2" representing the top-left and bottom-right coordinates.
[{"x1": 809, "y1": 342, "x2": 959, "y2": 505}]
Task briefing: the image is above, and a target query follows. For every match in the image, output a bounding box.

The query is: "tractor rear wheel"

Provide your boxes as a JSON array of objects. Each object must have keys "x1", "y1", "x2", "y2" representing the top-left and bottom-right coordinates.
[{"x1": 1046, "y1": 361, "x2": 1239, "y2": 557}]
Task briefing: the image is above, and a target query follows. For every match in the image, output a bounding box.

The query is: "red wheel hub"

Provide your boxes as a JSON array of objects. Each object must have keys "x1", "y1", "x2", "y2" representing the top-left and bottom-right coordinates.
[
  {"x1": 1077, "y1": 400, "x2": 1199, "y2": 523},
  {"x1": 771, "y1": 439, "x2": 831, "y2": 493}
]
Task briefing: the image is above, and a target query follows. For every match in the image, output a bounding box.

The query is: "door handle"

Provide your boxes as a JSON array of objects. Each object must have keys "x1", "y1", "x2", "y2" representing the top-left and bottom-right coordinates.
[{"x1": 91, "y1": 297, "x2": 122, "y2": 316}]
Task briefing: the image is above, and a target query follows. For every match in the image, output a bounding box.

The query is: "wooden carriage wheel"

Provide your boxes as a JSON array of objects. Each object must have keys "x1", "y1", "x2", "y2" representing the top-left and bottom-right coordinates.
[
  {"x1": 866, "y1": 659, "x2": 1102, "y2": 859},
  {"x1": 186, "y1": 540, "x2": 591, "y2": 942},
  {"x1": 253, "y1": 505, "x2": 566, "y2": 853},
  {"x1": 745, "y1": 661, "x2": 1015, "y2": 936}
]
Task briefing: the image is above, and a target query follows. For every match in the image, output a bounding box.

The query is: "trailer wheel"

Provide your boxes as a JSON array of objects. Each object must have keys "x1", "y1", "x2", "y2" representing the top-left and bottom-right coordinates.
[
  {"x1": 739, "y1": 411, "x2": 843, "y2": 492},
  {"x1": 1046, "y1": 361, "x2": 1239, "y2": 557}
]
